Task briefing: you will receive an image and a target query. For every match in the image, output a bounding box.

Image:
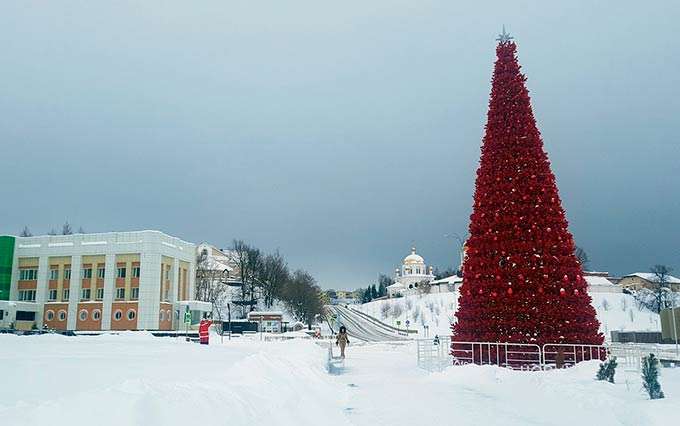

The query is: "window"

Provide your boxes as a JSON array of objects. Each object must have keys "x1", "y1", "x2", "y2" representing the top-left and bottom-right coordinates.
[
  {"x1": 81, "y1": 268, "x2": 92, "y2": 279},
  {"x1": 45, "y1": 310, "x2": 55, "y2": 321},
  {"x1": 58, "y1": 310, "x2": 67, "y2": 321},
  {"x1": 131, "y1": 287, "x2": 139, "y2": 300},
  {"x1": 19, "y1": 269, "x2": 38, "y2": 280},
  {"x1": 97, "y1": 267, "x2": 105, "y2": 279},
  {"x1": 49, "y1": 269, "x2": 59, "y2": 280},
  {"x1": 115, "y1": 288, "x2": 125, "y2": 300},
  {"x1": 64, "y1": 268, "x2": 72, "y2": 280},
  {"x1": 117, "y1": 267, "x2": 126, "y2": 278},
  {"x1": 92, "y1": 310, "x2": 101, "y2": 320},
  {"x1": 81, "y1": 288, "x2": 91, "y2": 300},
  {"x1": 159, "y1": 310, "x2": 165, "y2": 322},
  {"x1": 16, "y1": 311, "x2": 36, "y2": 321},
  {"x1": 132, "y1": 266, "x2": 140, "y2": 278},
  {"x1": 63, "y1": 289, "x2": 70, "y2": 301},
  {"x1": 48, "y1": 289, "x2": 58, "y2": 301},
  {"x1": 96, "y1": 288, "x2": 104, "y2": 300},
  {"x1": 127, "y1": 309, "x2": 136, "y2": 321},
  {"x1": 78, "y1": 310, "x2": 88, "y2": 321},
  {"x1": 18, "y1": 290, "x2": 36, "y2": 301},
  {"x1": 0, "y1": 310, "x2": 3, "y2": 320},
  {"x1": 113, "y1": 310, "x2": 123, "y2": 321}
]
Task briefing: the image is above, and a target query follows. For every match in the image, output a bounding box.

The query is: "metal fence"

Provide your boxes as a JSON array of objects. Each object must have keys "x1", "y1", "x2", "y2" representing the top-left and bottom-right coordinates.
[
  {"x1": 417, "y1": 336, "x2": 454, "y2": 372},
  {"x1": 541, "y1": 343, "x2": 607, "y2": 368},
  {"x1": 416, "y1": 338, "x2": 612, "y2": 371},
  {"x1": 451, "y1": 340, "x2": 542, "y2": 369},
  {"x1": 609, "y1": 343, "x2": 680, "y2": 370}
]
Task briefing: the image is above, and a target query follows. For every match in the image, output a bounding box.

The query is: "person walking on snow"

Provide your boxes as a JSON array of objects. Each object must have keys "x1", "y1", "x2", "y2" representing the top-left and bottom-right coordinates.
[
  {"x1": 199, "y1": 318, "x2": 212, "y2": 345},
  {"x1": 336, "y1": 326, "x2": 350, "y2": 358}
]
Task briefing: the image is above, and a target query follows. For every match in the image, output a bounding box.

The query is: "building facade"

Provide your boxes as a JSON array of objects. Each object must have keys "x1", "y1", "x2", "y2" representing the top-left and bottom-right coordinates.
[
  {"x1": 0, "y1": 231, "x2": 198, "y2": 332},
  {"x1": 387, "y1": 247, "x2": 435, "y2": 297},
  {"x1": 618, "y1": 272, "x2": 680, "y2": 292}
]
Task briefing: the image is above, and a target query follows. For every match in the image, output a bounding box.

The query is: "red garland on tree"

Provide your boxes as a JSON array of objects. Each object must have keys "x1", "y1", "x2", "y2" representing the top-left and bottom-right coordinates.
[{"x1": 452, "y1": 35, "x2": 603, "y2": 346}]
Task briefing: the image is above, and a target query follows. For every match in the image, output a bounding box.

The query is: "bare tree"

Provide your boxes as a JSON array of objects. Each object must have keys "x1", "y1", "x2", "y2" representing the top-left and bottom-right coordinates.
[
  {"x1": 280, "y1": 269, "x2": 323, "y2": 329},
  {"x1": 417, "y1": 279, "x2": 433, "y2": 295},
  {"x1": 48, "y1": 228, "x2": 57, "y2": 236},
  {"x1": 229, "y1": 240, "x2": 263, "y2": 317},
  {"x1": 575, "y1": 246, "x2": 590, "y2": 270},
  {"x1": 392, "y1": 303, "x2": 404, "y2": 319},
  {"x1": 601, "y1": 298, "x2": 610, "y2": 311},
  {"x1": 258, "y1": 251, "x2": 289, "y2": 308},
  {"x1": 635, "y1": 265, "x2": 678, "y2": 314},
  {"x1": 77, "y1": 226, "x2": 86, "y2": 234},
  {"x1": 62, "y1": 221, "x2": 73, "y2": 235},
  {"x1": 19, "y1": 226, "x2": 32, "y2": 237},
  {"x1": 380, "y1": 302, "x2": 391, "y2": 319},
  {"x1": 195, "y1": 251, "x2": 230, "y2": 327}
]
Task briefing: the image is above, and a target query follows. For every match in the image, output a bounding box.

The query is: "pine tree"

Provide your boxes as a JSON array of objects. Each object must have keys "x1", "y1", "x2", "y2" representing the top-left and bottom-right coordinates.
[
  {"x1": 378, "y1": 281, "x2": 387, "y2": 297},
  {"x1": 370, "y1": 284, "x2": 378, "y2": 299},
  {"x1": 596, "y1": 356, "x2": 617, "y2": 383},
  {"x1": 452, "y1": 34, "x2": 602, "y2": 346},
  {"x1": 641, "y1": 354, "x2": 664, "y2": 399}
]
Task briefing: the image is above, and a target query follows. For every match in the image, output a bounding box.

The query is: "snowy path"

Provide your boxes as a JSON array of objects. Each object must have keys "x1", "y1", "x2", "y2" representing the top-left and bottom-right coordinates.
[{"x1": 331, "y1": 305, "x2": 409, "y2": 342}]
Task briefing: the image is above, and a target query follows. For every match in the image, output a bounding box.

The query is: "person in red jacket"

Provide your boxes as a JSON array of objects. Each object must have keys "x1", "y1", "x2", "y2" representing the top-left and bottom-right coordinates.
[{"x1": 199, "y1": 318, "x2": 212, "y2": 345}]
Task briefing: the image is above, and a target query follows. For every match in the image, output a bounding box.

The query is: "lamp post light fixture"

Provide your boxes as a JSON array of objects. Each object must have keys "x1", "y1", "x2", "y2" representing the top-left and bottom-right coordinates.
[{"x1": 444, "y1": 233, "x2": 468, "y2": 273}]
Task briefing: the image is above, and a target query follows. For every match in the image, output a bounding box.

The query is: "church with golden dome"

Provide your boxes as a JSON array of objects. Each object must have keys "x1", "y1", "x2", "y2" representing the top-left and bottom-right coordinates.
[{"x1": 386, "y1": 247, "x2": 435, "y2": 297}]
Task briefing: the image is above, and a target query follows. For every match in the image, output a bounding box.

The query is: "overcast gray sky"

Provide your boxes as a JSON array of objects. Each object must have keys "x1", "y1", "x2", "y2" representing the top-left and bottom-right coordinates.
[{"x1": 1, "y1": 1, "x2": 679, "y2": 289}]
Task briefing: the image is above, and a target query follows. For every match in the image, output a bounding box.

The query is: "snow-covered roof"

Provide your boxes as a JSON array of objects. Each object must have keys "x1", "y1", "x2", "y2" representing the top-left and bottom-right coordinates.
[
  {"x1": 201, "y1": 256, "x2": 233, "y2": 272},
  {"x1": 624, "y1": 272, "x2": 680, "y2": 284},
  {"x1": 387, "y1": 282, "x2": 405, "y2": 289},
  {"x1": 430, "y1": 275, "x2": 463, "y2": 285},
  {"x1": 584, "y1": 276, "x2": 616, "y2": 287}
]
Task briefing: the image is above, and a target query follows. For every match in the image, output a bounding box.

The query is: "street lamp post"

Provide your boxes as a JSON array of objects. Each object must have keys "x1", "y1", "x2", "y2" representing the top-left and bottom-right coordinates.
[
  {"x1": 444, "y1": 233, "x2": 467, "y2": 272},
  {"x1": 671, "y1": 305, "x2": 679, "y2": 356}
]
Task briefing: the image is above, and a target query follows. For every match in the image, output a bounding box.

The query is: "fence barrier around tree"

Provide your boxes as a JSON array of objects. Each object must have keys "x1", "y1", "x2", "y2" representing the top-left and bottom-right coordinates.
[{"x1": 416, "y1": 337, "x2": 611, "y2": 372}]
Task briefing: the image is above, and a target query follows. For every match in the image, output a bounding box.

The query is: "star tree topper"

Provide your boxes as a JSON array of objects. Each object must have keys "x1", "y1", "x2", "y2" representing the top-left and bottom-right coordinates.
[{"x1": 496, "y1": 25, "x2": 514, "y2": 43}]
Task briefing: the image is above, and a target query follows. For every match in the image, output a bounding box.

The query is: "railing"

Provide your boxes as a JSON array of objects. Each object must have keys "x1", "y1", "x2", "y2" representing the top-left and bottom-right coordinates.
[
  {"x1": 609, "y1": 343, "x2": 680, "y2": 371},
  {"x1": 417, "y1": 336, "x2": 453, "y2": 372},
  {"x1": 450, "y1": 340, "x2": 541, "y2": 370},
  {"x1": 416, "y1": 338, "x2": 614, "y2": 371},
  {"x1": 541, "y1": 343, "x2": 608, "y2": 368}
]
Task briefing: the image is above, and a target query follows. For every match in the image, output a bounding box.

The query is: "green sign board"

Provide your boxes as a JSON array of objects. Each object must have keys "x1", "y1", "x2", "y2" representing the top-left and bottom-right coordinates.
[
  {"x1": 0, "y1": 236, "x2": 15, "y2": 301},
  {"x1": 396, "y1": 320, "x2": 401, "y2": 326},
  {"x1": 184, "y1": 311, "x2": 192, "y2": 324}
]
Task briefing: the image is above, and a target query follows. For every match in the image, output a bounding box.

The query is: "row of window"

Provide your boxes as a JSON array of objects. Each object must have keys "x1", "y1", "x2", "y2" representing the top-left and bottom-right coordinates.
[
  {"x1": 19, "y1": 269, "x2": 38, "y2": 280},
  {"x1": 22, "y1": 266, "x2": 141, "y2": 281},
  {"x1": 44, "y1": 309, "x2": 136, "y2": 322},
  {"x1": 18, "y1": 289, "x2": 36, "y2": 301},
  {"x1": 44, "y1": 287, "x2": 140, "y2": 302}
]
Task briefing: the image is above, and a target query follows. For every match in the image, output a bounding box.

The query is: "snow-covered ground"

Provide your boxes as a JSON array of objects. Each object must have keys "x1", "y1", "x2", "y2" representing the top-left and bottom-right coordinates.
[
  {"x1": 356, "y1": 291, "x2": 661, "y2": 339},
  {"x1": 1, "y1": 333, "x2": 678, "y2": 425}
]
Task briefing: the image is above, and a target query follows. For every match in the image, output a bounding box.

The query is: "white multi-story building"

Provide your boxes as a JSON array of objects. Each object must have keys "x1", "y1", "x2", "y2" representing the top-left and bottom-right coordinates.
[
  {"x1": 0, "y1": 230, "x2": 205, "y2": 332},
  {"x1": 387, "y1": 247, "x2": 435, "y2": 297}
]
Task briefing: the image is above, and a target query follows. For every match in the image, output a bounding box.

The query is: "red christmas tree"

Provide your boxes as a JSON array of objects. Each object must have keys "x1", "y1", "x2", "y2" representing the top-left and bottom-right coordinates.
[{"x1": 453, "y1": 34, "x2": 603, "y2": 346}]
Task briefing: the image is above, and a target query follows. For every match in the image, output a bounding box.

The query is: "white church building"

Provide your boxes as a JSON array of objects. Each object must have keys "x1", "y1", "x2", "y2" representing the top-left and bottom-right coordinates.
[{"x1": 387, "y1": 247, "x2": 435, "y2": 297}]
